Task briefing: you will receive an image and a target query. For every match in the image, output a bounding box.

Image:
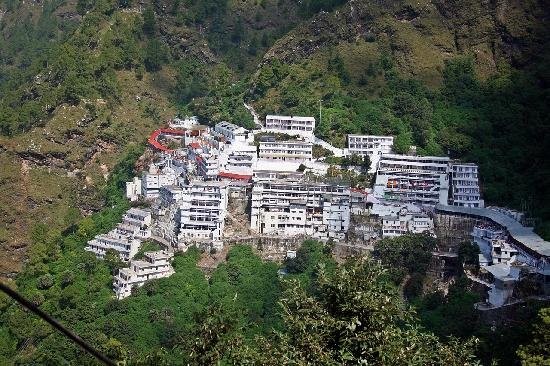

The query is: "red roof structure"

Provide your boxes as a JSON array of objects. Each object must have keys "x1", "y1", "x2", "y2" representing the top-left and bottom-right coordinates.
[
  {"x1": 148, "y1": 128, "x2": 186, "y2": 153},
  {"x1": 218, "y1": 172, "x2": 252, "y2": 181}
]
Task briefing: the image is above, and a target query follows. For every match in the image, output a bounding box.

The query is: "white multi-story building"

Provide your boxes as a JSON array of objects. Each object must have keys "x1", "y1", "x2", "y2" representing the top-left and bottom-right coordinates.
[
  {"x1": 114, "y1": 208, "x2": 152, "y2": 239},
  {"x1": 472, "y1": 224, "x2": 507, "y2": 266},
  {"x1": 214, "y1": 121, "x2": 250, "y2": 143},
  {"x1": 264, "y1": 115, "x2": 315, "y2": 140},
  {"x1": 374, "y1": 154, "x2": 450, "y2": 205},
  {"x1": 85, "y1": 233, "x2": 140, "y2": 261},
  {"x1": 381, "y1": 209, "x2": 433, "y2": 238},
  {"x1": 178, "y1": 182, "x2": 228, "y2": 243},
  {"x1": 449, "y1": 163, "x2": 484, "y2": 208},
  {"x1": 113, "y1": 251, "x2": 174, "y2": 299},
  {"x1": 253, "y1": 170, "x2": 304, "y2": 182},
  {"x1": 141, "y1": 166, "x2": 178, "y2": 199},
  {"x1": 346, "y1": 135, "x2": 394, "y2": 172},
  {"x1": 259, "y1": 140, "x2": 313, "y2": 161},
  {"x1": 251, "y1": 180, "x2": 350, "y2": 239},
  {"x1": 159, "y1": 185, "x2": 185, "y2": 204}
]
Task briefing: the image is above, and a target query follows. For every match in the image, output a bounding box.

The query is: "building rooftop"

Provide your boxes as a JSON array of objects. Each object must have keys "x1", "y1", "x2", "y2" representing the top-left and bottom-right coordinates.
[
  {"x1": 127, "y1": 208, "x2": 151, "y2": 217},
  {"x1": 216, "y1": 121, "x2": 248, "y2": 133},
  {"x1": 266, "y1": 115, "x2": 315, "y2": 122},
  {"x1": 144, "y1": 251, "x2": 172, "y2": 261},
  {"x1": 348, "y1": 134, "x2": 394, "y2": 139},
  {"x1": 381, "y1": 154, "x2": 450, "y2": 162},
  {"x1": 436, "y1": 204, "x2": 550, "y2": 257}
]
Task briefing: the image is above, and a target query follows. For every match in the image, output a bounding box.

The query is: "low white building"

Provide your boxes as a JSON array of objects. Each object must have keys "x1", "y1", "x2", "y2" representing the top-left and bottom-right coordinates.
[
  {"x1": 259, "y1": 140, "x2": 313, "y2": 161},
  {"x1": 178, "y1": 181, "x2": 228, "y2": 243},
  {"x1": 251, "y1": 180, "x2": 350, "y2": 239},
  {"x1": 374, "y1": 154, "x2": 450, "y2": 205},
  {"x1": 346, "y1": 135, "x2": 393, "y2": 172},
  {"x1": 264, "y1": 115, "x2": 315, "y2": 140},
  {"x1": 214, "y1": 121, "x2": 250, "y2": 143},
  {"x1": 484, "y1": 263, "x2": 522, "y2": 308},
  {"x1": 449, "y1": 163, "x2": 484, "y2": 208},
  {"x1": 381, "y1": 210, "x2": 433, "y2": 238},
  {"x1": 113, "y1": 251, "x2": 174, "y2": 299},
  {"x1": 85, "y1": 233, "x2": 140, "y2": 261},
  {"x1": 170, "y1": 116, "x2": 198, "y2": 129},
  {"x1": 115, "y1": 208, "x2": 152, "y2": 239}
]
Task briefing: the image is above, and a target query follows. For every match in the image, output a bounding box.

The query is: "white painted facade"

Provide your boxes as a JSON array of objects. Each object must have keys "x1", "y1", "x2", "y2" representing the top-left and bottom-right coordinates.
[
  {"x1": 170, "y1": 116, "x2": 198, "y2": 129},
  {"x1": 374, "y1": 154, "x2": 450, "y2": 205},
  {"x1": 141, "y1": 167, "x2": 178, "y2": 199},
  {"x1": 381, "y1": 210, "x2": 434, "y2": 238},
  {"x1": 196, "y1": 152, "x2": 220, "y2": 180},
  {"x1": 178, "y1": 182, "x2": 228, "y2": 243},
  {"x1": 214, "y1": 121, "x2": 250, "y2": 143},
  {"x1": 251, "y1": 180, "x2": 350, "y2": 239},
  {"x1": 126, "y1": 177, "x2": 142, "y2": 202},
  {"x1": 450, "y1": 163, "x2": 484, "y2": 208},
  {"x1": 259, "y1": 140, "x2": 313, "y2": 161},
  {"x1": 346, "y1": 135, "x2": 394, "y2": 172},
  {"x1": 113, "y1": 251, "x2": 174, "y2": 299},
  {"x1": 115, "y1": 208, "x2": 152, "y2": 239},
  {"x1": 264, "y1": 115, "x2": 315, "y2": 140},
  {"x1": 85, "y1": 233, "x2": 140, "y2": 261}
]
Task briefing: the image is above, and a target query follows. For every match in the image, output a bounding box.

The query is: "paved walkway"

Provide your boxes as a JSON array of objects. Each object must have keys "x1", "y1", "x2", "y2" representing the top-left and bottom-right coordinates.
[
  {"x1": 244, "y1": 102, "x2": 262, "y2": 128},
  {"x1": 313, "y1": 136, "x2": 345, "y2": 157}
]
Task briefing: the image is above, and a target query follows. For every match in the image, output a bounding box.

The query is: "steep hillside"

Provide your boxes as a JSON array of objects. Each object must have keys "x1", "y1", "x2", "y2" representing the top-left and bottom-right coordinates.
[
  {"x1": 0, "y1": 0, "x2": 549, "y2": 278},
  {"x1": 258, "y1": 0, "x2": 549, "y2": 84}
]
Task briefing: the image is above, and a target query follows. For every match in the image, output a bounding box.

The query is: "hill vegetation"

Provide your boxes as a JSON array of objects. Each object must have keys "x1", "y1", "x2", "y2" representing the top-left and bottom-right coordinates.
[{"x1": 0, "y1": 1, "x2": 549, "y2": 364}]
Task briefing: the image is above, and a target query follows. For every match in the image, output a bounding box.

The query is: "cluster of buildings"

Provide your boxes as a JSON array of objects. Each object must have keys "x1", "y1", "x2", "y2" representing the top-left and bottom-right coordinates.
[
  {"x1": 436, "y1": 204, "x2": 549, "y2": 308},
  {"x1": 84, "y1": 112, "x2": 549, "y2": 307},
  {"x1": 85, "y1": 208, "x2": 152, "y2": 260}
]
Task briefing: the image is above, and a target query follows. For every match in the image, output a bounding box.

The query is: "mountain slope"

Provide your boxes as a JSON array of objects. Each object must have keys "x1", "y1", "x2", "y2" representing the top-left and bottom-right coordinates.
[{"x1": 0, "y1": 0, "x2": 549, "y2": 277}]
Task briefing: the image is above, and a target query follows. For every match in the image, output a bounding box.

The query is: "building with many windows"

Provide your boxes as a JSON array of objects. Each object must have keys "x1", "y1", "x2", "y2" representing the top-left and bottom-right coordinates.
[
  {"x1": 178, "y1": 182, "x2": 228, "y2": 243},
  {"x1": 381, "y1": 208, "x2": 434, "y2": 238},
  {"x1": 374, "y1": 154, "x2": 450, "y2": 205},
  {"x1": 259, "y1": 140, "x2": 313, "y2": 161},
  {"x1": 113, "y1": 251, "x2": 174, "y2": 299},
  {"x1": 114, "y1": 208, "x2": 152, "y2": 240},
  {"x1": 346, "y1": 135, "x2": 394, "y2": 172},
  {"x1": 449, "y1": 163, "x2": 484, "y2": 207},
  {"x1": 251, "y1": 180, "x2": 350, "y2": 239},
  {"x1": 264, "y1": 115, "x2": 315, "y2": 140},
  {"x1": 85, "y1": 233, "x2": 140, "y2": 261}
]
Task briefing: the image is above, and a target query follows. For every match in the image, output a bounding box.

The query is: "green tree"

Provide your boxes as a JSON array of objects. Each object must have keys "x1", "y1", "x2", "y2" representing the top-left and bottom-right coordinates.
[
  {"x1": 105, "y1": 249, "x2": 125, "y2": 275},
  {"x1": 517, "y1": 307, "x2": 550, "y2": 365},
  {"x1": 232, "y1": 258, "x2": 479, "y2": 364},
  {"x1": 142, "y1": 7, "x2": 156, "y2": 36},
  {"x1": 143, "y1": 39, "x2": 166, "y2": 72},
  {"x1": 76, "y1": 0, "x2": 88, "y2": 15}
]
